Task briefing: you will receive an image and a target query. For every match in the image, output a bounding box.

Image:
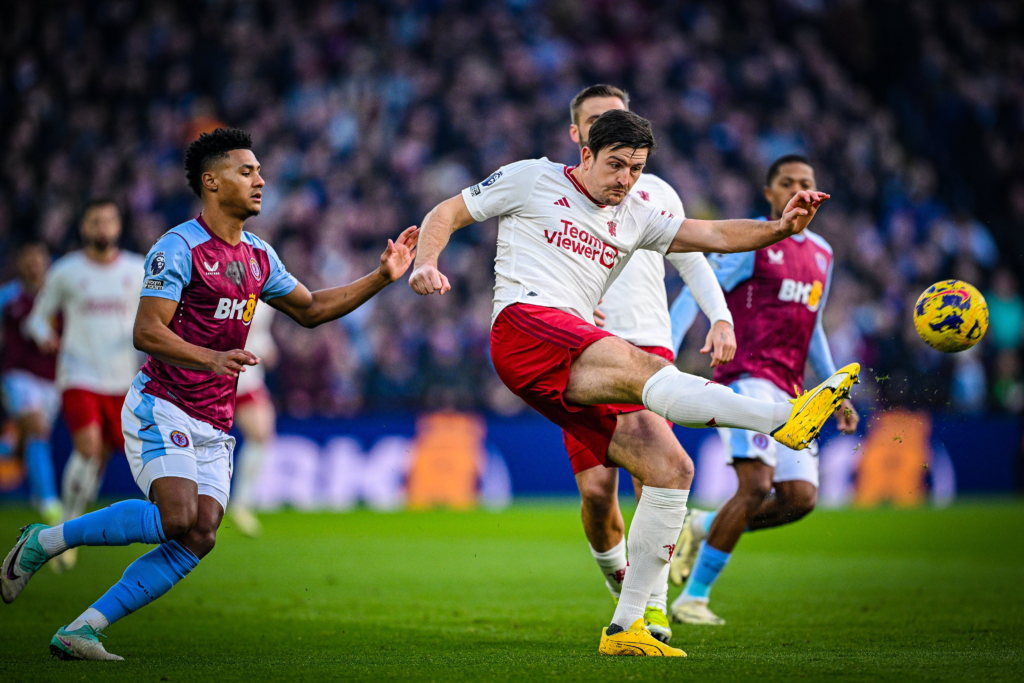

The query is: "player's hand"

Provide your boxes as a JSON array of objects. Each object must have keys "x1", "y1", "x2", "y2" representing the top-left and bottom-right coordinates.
[
  {"x1": 702, "y1": 319, "x2": 736, "y2": 368},
  {"x1": 209, "y1": 349, "x2": 259, "y2": 378},
  {"x1": 834, "y1": 398, "x2": 859, "y2": 434},
  {"x1": 408, "y1": 263, "x2": 451, "y2": 296},
  {"x1": 593, "y1": 301, "x2": 606, "y2": 328},
  {"x1": 38, "y1": 336, "x2": 59, "y2": 355},
  {"x1": 780, "y1": 190, "x2": 830, "y2": 236},
  {"x1": 378, "y1": 226, "x2": 420, "y2": 282}
]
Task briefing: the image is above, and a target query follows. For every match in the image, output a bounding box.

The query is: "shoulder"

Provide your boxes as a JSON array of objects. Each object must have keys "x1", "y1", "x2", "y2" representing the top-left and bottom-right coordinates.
[
  {"x1": 241, "y1": 231, "x2": 269, "y2": 251},
  {"x1": 803, "y1": 229, "x2": 833, "y2": 255},
  {"x1": 46, "y1": 251, "x2": 84, "y2": 276},
  {"x1": 157, "y1": 219, "x2": 211, "y2": 252},
  {"x1": 634, "y1": 173, "x2": 675, "y2": 198},
  {"x1": 494, "y1": 158, "x2": 557, "y2": 184}
]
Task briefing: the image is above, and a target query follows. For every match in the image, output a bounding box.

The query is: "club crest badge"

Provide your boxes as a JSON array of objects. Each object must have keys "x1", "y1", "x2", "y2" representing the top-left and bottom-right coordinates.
[
  {"x1": 169, "y1": 431, "x2": 190, "y2": 448},
  {"x1": 249, "y1": 257, "x2": 262, "y2": 281}
]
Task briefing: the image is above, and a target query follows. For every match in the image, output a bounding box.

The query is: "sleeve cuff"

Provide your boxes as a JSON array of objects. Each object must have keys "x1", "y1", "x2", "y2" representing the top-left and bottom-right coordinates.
[{"x1": 461, "y1": 187, "x2": 488, "y2": 223}]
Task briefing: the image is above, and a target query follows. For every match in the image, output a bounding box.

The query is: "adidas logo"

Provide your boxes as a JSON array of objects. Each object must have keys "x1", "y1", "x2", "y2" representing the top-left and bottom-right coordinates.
[{"x1": 554, "y1": 197, "x2": 570, "y2": 208}]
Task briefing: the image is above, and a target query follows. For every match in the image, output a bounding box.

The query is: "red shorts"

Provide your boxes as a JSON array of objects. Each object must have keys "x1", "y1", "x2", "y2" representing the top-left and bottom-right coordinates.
[
  {"x1": 62, "y1": 389, "x2": 125, "y2": 450},
  {"x1": 563, "y1": 345, "x2": 675, "y2": 474},
  {"x1": 491, "y1": 303, "x2": 653, "y2": 472},
  {"x1": 236, "y1": 385, "x2": 271, "y2": 409}
]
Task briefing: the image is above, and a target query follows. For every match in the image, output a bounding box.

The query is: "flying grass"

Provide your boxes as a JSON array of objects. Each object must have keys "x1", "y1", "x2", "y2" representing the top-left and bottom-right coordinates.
[{"x1": 0, "y1": 500, "x2": 1021, "y2": 682}]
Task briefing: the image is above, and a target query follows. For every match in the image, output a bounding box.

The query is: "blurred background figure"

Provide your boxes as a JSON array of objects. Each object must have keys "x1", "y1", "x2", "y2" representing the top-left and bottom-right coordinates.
[
  {"x1": 24, "y1": 199, "x2": 144, "y2": 569},
  {"x1": 0, "y1": 244, "x2": 61, "y2": 523},
  {"x1": 229, "y1": 299, "x2": 278, "y2": 538}
]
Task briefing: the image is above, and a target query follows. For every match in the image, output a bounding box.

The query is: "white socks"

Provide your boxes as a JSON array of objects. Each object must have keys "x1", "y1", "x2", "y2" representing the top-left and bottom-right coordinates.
[
  {"x1": 38, "y1": 526, "x2": 67, "y2": 556},
  {"x1": 590, "y1": 538, "x2": 627, "y2": 599},
  {"x1": 610, "y1": 486, "x2": 688, "y2": 630},
  {"x1": 231, "y1": 440, "x2": 266, "y2": 509},
  {"x1": 61, "y1": 451, "x2": 101, "y2": 521},
  {"x1": 642, "y1": 366, "x2": 791, "y2": 433},
  {"x1": 68, "y1": 607, "x2": 109, "y2": 632},
  {"x1": 647, "y1": 564, "x2": 671, "y2": 612}
]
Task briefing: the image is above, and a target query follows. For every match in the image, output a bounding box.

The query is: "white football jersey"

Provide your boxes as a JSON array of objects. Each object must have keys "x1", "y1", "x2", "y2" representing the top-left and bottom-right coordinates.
[
  {"x1": 236, "y1": 299, "x2": 275, "y2": 395},
  {"x1": 25, "y1": 251, "x2": 145, "y2": 394},
  {"x1": 461, "y1": 159, "x2": 680, "y2": 325},
  {"x1": 599, "y1": 174, "x2": 732, "y2": 349}
]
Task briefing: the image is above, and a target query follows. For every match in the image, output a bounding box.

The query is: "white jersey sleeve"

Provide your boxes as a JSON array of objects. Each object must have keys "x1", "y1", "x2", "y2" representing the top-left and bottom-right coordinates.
[
  {"x1": 24, "y1": 264, "x2": 65, "y2": 346},
  {"x1": 461, "y1": 160, "x2": 545, "y2": 223}
]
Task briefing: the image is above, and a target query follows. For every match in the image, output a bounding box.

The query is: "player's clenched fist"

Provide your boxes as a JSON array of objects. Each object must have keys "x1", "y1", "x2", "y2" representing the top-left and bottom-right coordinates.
[
  {"x1": 780, "y1": 190, "x2": 830, "y2": 236},
  {"x1": 409, "y1": 263, "x2": 451, "y2": 296},
  {"x1": 209, "y1": 349, "x2": 259, "y2": 377}
]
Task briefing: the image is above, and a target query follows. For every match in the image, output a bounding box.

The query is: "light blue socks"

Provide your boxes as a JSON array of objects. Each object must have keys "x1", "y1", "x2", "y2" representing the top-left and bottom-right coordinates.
[
  {"x1": 24, "y1": 438, "x2": 58, "y2": 506},
  {"x1": 91, "y1": 540, "x2": 200, "y2": 625},
  {"x1": 681, "y1": 541, "x2": 731, "y2": 600},
  {"x1": 62, "y1": 499, "x2": 167, "y2": 547}
]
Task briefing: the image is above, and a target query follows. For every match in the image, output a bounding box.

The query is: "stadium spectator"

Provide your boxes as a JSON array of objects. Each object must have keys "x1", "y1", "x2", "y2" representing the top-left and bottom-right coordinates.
[{"x1": 1, "y1": 0, "x2": 1021, "y2": 417}]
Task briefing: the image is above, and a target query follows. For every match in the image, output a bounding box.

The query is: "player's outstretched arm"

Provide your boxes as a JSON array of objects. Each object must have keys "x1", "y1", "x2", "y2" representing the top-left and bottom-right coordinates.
[
  {"x1": 134, "y1": 297, "x2": 258, "y2": 378},
  {"x1": 668, "y1": 190, "x2": 830, "y2": 254},
  {"x1": 408, "y1": 195, "x2": 476, "y2": 296},
  {"x1": 270, "y1": 226, "x2": 420, "y2": 328}
]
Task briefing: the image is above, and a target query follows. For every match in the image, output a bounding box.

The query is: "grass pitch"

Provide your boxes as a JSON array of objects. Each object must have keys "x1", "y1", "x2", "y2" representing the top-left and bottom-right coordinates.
[{"x1": 0, "y1": 500, "x2": 1021, "y2": 682}]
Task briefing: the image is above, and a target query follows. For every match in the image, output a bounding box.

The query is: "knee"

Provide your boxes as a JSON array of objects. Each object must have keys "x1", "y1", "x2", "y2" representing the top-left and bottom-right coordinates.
[
  {"x1": 659, "y1": 447, "x2": 694, "y2": 488},
  {"x1": 736, "y1": 481, "x2": 772, "y2": 513},
  {"x1": 184, "y1": 524, "x2": 217, "y2": 558},
  {"x1": 579, "y1": 477, "x2": 618, "y2": 519},
  {"x1": 783, "y1": 486, "x2": 817, "y2": 520},
  {"x1": 159, "y1": 504, "x2": 198, "y2": 540}
]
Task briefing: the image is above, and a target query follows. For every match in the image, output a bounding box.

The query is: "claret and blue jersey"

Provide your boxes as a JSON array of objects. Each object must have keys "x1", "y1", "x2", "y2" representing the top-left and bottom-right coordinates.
[{"x1": 135, "y1": 216, "x2": 297, "y2": 432}]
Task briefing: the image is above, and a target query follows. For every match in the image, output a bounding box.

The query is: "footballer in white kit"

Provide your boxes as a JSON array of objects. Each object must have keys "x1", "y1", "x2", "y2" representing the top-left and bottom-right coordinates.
[
  {"x1": 410, "y1": 108, "x2": 852, "y2": 656},
  {"x1": 25, "y1": 199, "x2": 145, "y2": 565},
  {"x1": 558, "y1": 85, "x2": 736, "y2": 644}
]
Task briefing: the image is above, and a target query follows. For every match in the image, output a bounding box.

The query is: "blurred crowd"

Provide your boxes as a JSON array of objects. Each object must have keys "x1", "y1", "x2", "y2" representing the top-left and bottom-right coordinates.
[{"x1": 2, "y1": 0, "x2": 1023, "y2": 418}]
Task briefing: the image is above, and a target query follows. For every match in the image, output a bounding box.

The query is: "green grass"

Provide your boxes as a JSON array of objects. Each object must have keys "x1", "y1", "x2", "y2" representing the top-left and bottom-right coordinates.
[{"x1": 0, "y1": 500, "x2": 1022, "y2": 682}]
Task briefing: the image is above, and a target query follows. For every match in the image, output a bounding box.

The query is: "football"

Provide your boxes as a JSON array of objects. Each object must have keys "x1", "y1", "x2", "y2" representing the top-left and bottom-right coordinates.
[{"x1": 913, "y1": 280, "x2": 989, "y2": 352}]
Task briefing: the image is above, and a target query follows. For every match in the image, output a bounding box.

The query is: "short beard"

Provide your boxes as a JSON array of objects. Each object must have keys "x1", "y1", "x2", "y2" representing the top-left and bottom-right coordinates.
[{"x1": 86, "y1": 237, "x2": 114, "y2": 251}]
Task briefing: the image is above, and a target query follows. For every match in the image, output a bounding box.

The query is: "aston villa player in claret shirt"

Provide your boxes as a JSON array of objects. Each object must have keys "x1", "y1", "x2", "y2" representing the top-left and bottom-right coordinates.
[{"x1": 2, "y1": 128, "x2": 419, "y2": 661}]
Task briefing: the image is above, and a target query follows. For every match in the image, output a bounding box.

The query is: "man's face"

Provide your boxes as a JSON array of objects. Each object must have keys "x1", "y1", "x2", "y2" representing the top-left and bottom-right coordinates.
[
  {"x1": 580, "y1": 145, "x2": 649, "y2": 206},
  {"x1": 765, "y1": 162, "x2": 816, "y2": 218},
  {"x1": 80, "y1": 204, "x2": 121, "y2": 250},
  {"x1": 570, "y1": 96, "x2": 627, "y2": 146},
  {"x1": 17, "y1": 246, "x2": 49, "y2": 287},
  {"x1": 204, "y1": 148, "x2": 264, "y2": 217}
]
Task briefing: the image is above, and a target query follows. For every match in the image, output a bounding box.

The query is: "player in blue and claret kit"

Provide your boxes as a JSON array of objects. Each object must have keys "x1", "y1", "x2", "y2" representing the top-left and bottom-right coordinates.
[{"x1": 2, "y1": 128, "x2": 419, "y2": 660}]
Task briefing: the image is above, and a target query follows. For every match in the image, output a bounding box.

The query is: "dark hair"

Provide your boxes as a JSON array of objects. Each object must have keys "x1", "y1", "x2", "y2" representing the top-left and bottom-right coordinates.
[
  {"x1": 570, "y1": 84, "x2": 630, "y2": 126},
  {"x1": 81, "y1": 197, "x2": 119, "y2": 219},
  {"x1": 766, "y1": 154, "x2": 813, "y2": 186},
  {"x1": 184, "y1": 128, "x2": 253, "y2": 197},
  {"x1": 585, "y1": 109, "x2": 656, "y2": 158}
]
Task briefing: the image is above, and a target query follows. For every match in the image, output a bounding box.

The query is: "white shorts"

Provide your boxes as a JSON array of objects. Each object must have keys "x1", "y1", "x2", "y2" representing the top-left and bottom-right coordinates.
[
  {"x1": 121, "y1": 383, "x2": 235, "y2": 510},
  {"x1": 717, "y1": 377, "x2": 819, "y2": 487},
  {"x1": 1, "y1": 370, "x2": 60, "y2": 424}
]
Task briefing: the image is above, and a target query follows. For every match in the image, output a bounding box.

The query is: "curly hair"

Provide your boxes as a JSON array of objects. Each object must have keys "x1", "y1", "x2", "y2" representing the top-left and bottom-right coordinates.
[{"x1": 184, "y1": 128, "x2": 253, "y2": 197}]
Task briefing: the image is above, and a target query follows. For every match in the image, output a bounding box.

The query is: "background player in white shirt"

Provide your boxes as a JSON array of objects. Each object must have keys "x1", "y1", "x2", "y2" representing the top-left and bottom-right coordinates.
[
  {"x1": 228, "y1": 299, "x2": 276, "y2": 537},
  {"x1": 26, "y1": 199, "x2": 145, "y2": 568},
  {"x1": 410, "y1": 109, "x2": 856, "y2": 656},
  {"x1": 564, "y1": 85, "x2": 737, "y2": 643}
]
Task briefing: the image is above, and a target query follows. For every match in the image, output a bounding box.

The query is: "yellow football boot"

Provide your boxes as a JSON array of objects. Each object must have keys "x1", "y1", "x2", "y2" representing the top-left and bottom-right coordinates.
[
  {"x1": 599, "y1": 618, "x2": 686, "y2": 657},
  {"x1": 771, "y1": 363, "x2": 860, "y2": 450},
  {"x1": 644, "y1": 605, "x2": 672, "y2": 643}
]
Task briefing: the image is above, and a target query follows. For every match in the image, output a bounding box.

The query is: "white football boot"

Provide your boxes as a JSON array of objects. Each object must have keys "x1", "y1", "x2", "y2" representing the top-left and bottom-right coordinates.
[
  {"x1": 670, "y1": 599, "x2": 725, "y2": 626},
  {"x1": 50, "y1": 624, "x2": 123, "y2": 661}
]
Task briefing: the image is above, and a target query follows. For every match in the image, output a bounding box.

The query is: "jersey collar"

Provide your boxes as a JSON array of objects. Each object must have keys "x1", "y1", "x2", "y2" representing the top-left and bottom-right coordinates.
[
  {"x1": 196, "y1": 214, "x2": 245, "y2": 249},
  {"x1": 564, "y1": 165, "x2": 607, "y2": 208}
]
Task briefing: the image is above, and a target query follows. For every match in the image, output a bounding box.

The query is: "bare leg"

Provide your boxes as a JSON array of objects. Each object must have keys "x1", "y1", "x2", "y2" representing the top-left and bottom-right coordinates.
[
  {"x1": 705, "y1": 459, "x2": 774, "y2": 553},
  {"x1": 747, "y1": 479, "x2": 817, "y2": 530},
  {"x1": 575, "y1": 466, "x2": 624, "y2": 552}
]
